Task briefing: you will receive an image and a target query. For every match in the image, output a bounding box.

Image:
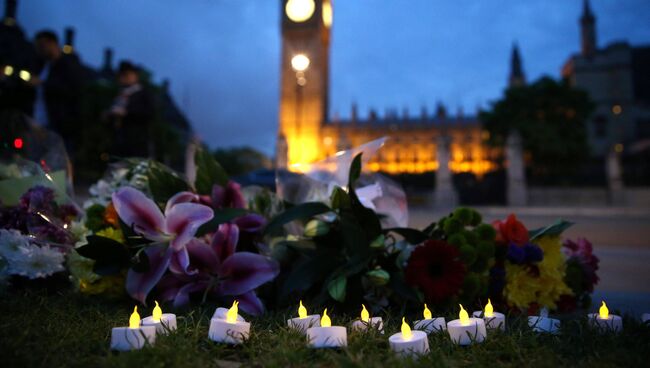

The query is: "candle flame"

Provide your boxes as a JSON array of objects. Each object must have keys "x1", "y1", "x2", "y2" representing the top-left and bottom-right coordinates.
[
  {"x1": 459, "y1": 304, "x2": 470, "y2": 326},
  {"x1": 152, "y1": 301, "x2": 162, "y2": 322},
  {"x1": 401, "y1": 317, "x2": 412, "y2": 340},
  {"x1": 129, "y1": 306, "x2": 140, "y2": 329},
  {"x1": 321, "y1": 308, "x2": 331, "y2": 327},
  {"x1": 599, "y1": 301, "x2": 609, "y2": 319},
  {"x1": 298, "y1": 300, "x2": 307, "y2": 319},
  {"x1": 226, "y1": 300, "x2": 239, "y2": 324},
  {"x1": 484, "y1": 299, "x2": 494, "y2": 318},
  {"x1": 361, "y1": 304, "x2": 369, "y2": 322},
  {"x1": 423, "y1": 303, "x2": 432, "y2": 320}
]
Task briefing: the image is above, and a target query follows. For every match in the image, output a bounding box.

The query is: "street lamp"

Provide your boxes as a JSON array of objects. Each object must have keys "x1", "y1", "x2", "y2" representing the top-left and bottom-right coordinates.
[{"x1": 291, "y1": 54, "x2": 310, "y2": 72}]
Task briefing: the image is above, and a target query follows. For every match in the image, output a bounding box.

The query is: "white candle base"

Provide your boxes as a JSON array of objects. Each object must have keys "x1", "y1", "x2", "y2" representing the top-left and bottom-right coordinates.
[
  {"x1": 414, "y1": 318, "x2": 446, "y2": 334},
  {"x1": 389, "y1": 330, "x2": 429, "y2": 357},
  {"x1": 588, "y1": 313, "x2": 623, "y2": 333},
  {"x1": 208, "y1": 318, "x2": 251, "y2": 344},
  {"x1": 287, "y1": 315, "x2": 320, "y2": 333},
  {"x1": 447, "y1": 318, "x2": 487, "y2": 346},
  {"x1": 528, "y1": 316, "x2": 560, "y2": 334},
  {"x1": 306, "y1": 326, "x2": 347, "y2": 348},
  {"x1": 473, "y1": 311, "x2": 506, "y2": 331},
  {"x1": 351, "y1": 317, "x2": 384, "y2": 333},
  {"x1": 213, "y1": 307, "x2": 245, "y2": 322},
  {"x1": 110, "y1": 326, "x2": 156, "y2": 351},
  {"x1": 141, "y1": 314, "x2": 177, "y2": 334},
  {"x1": 642, "y1": 313, "x2": 650, "y2": 323}
]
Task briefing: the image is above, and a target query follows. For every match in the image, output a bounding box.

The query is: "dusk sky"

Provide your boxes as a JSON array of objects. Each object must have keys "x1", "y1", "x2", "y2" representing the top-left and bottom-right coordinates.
[{"x1": 18, "y1": 0, "x2": 650, "y2": 155}]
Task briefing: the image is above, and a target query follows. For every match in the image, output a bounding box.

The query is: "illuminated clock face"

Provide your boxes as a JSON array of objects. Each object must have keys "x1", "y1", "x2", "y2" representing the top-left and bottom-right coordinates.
[
  {"x1": 285, "y1": 0, "x2": 315, "y2": 23},
  {"x1": 322, "y1": 1, "x2": 332, "y2": 27}
]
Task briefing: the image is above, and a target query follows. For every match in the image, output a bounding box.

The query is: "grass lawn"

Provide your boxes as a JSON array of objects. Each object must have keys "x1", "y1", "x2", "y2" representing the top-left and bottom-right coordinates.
[{"x1": 1, "y1": 289, "x2": 649, "y2": 368}]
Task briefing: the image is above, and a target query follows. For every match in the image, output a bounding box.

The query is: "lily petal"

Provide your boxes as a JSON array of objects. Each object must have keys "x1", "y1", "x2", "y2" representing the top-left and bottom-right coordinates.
[
  {"x1": 172, "y1": 280, "x2": 210, "y2": 308},
  {"x1": 212, "y1": 181, "x2": 245, "y2": 209},
  {"x1": 211, "y1": 223, "x2": 239, "y2": 265},
  {"x1": 165, "y1": 202, "x2": 214, "y2": 251},
  {"x1": 185, "y1": 238, "x2": 220, "y2": 274},
  {"x1": 236, "y1": 290, "x2": 265, "y2": 316},
  {"x1": 235, "y1": 214, "x2": 266, "y2": 233},
  {"x1": 112, "y1": 187, "x2": 165, "y2": 241},
  {"x1": 169, "y1": 247, "x2": 198, "y2": 276},
  {"x1": 126, "y1": 244, "x2": 172, "y2": 304},
  {"x1": 165, "y1": 191, "x2": 200, "y2": 214},
  {"x1": 217, "y1": 252, "x2": 279, "y2": 296}
]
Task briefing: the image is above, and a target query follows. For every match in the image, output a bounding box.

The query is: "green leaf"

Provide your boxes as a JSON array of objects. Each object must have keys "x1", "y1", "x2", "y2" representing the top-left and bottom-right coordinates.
[
  {"x1": 529, "y1": 219, "x2": 574, "y2": 240},
  {"x1": 281, "y1": 249, "x2": 340, "y2": 296},
  {"x1": 194, "y1": 147, "x2": 229, "y2": 194},
  {"x1": 77, "y1": 236, "x2": 130, "y2": 275},
  {"x1": 275, "y1": 239, "x2": 316, "y2": 252},
  {"x1": 147, "y1": 161, "x2": 188, "y2": 204},
  {"x1": 384, "y1": 227, "x2": 429, "y2": 244},
  {"x1": 388, "y1": 272, "x2": 421, "y2": 302},
  {"x1": 264, "y1": 202, "x2": 331, "y2": 235},
  {"x1": 347, "y1": 153, "x2": 363, "y2": 189},
  {"x1": 330, "y1": 186, "x2": 351, "y2": 210},
  {"x1": 196, "y1": 208, "x2": 249, "y2": 236},
  {"x1": 327, "y1": 275, "x2": 347, "y2": 302}
]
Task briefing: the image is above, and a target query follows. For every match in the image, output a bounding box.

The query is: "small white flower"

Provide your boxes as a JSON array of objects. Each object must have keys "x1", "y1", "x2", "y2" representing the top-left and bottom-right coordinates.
[
  {"x1": 8, "y1": 245, "x2": 65, "y2": 279},
  {"x1": 0, "y1": 229, "x2": 31, "y2": 262}
]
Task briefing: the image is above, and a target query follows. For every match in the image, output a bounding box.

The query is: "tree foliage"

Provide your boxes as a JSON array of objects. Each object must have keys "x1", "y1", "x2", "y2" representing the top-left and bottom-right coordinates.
[{"x1": 481, "y1": 77, "x2": 594, "y2": 177}]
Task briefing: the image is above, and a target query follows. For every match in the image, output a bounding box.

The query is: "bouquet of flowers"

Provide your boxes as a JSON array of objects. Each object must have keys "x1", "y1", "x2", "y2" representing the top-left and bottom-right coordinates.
[{"x1": 71, "y1": 149, "x2": 279, "y2": 314}]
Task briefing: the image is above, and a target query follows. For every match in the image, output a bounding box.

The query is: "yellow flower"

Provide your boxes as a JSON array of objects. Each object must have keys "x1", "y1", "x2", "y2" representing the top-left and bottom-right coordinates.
[
  {"x1": 504, "y1": 235, "x2": 572, "y2": 309},
  {"x1": 95, "y1": 227, "x2": 125, "y2": 243}
]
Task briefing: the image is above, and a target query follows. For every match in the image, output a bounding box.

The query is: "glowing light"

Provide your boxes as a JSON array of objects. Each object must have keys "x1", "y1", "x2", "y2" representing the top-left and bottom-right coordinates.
[
  {"x1": 285, "y1": 0, "x2": 315, "y2": 22},
  {"x1": 152, "y1": 301, "x2": 162, "y2": 322},
  {"x1": 129, "y1": 306, "x2": 140, "y2": 329},
  {"x1": 298, "y1": 300, "x2": 307, "y2": 319},
  {"x1": 459, "y1": 304, "x2": 470, "y2": 326},
  {"x1": 226, "y1": 300, "x2": 239, "y2": 324},
  {"x1": 484, "y1": 299, "x2": 494, "y2": 318},
  {"x1": 13, "y1": 138, "x2": 23, "y2": 149},
  {"x1": 612, "y1": 105, "x2": 622, "y2": 115},
  {"x1": 599, "y1": 301, "x2": 609, "y2": 320},
  {"x1": 291, "y1": 54, "x2": 310, "y2": 72},
  {"x1": 322, "y1": 1, "x2": 333, "y2": 27},
  {"x1": 4, "y1": 65, "x2": 13, "y2": 76},
  {"x1": 320, "y1": 308, "x2": 331, "y2": 327},
  {"x1": 423, "y1": 304, "x2": 432, "y2": 320},
  {"x1": 361, "y1": 304, "x2": 369, "y2": 323},
  {"x1": 401, "y1": 317, "x2": 412, "y2": 340},
  {"x1": 62, "y1": 45, "x2": 73, "y2": 54},
  {"x1": 19, "y1": 70, "x2": 31, "y2": 82},
  {"x1": 614, "y1": 143, "x2": 624, "y2": 153}
]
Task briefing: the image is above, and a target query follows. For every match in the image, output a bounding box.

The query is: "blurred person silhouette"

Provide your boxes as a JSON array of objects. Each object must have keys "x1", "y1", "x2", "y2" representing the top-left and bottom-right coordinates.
[
  {"x1": 107, "y1": 61, "x2": 154, "y2": 158},
  {"x1": 31, "y1": 30, "x2": 84, "y2": 153}
]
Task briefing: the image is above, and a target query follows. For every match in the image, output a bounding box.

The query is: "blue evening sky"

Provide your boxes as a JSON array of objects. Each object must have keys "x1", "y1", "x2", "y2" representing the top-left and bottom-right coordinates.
[{"x1": 17, "y1": 0, "x2": 650, "y2": 155}]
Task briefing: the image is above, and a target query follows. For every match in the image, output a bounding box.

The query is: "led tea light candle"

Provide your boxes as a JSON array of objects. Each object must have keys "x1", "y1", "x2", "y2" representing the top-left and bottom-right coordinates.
[
  {"x1": 110, "y1": 306, "x2": 156, "y2": 351},
  {"x1": 351, "y1": 304, "x2": 384, "y2": 332},
  {"x1": 389, "y1": 317, "x2": 429, "y2": 357},
  {"x1": 414, "y1": 303, "x2": 446, "y2": 334},
  {"x1": 141, "y1": 301, "x2": 177, "y2": 334},
  {"x1": 588, "y1": 301, "x2": 622, "y2": 333},
  {"x1": 473, "y1": 299, "x2": 505, "y2": 331},
  {"x1": 287, "y1": 300, "x2": 320, "y2": 333},
  {"x1": 208, "y1": 301, "x2": 251, "y2": 344},
  {"x1": 447, "y1": 304, "x2": 486, "y2": 346},
  {"x1": 306, "y1": 309, "x2": 347, "y2": 348},
  {"x1": 528, "y1": 307, "x2": 560, "y2": 334}
]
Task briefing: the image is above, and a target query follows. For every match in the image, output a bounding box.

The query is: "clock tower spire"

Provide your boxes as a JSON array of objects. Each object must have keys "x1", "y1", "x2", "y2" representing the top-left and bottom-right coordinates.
[{"x1": 278, "y1": 0, "x2": 332, "y2": 169}]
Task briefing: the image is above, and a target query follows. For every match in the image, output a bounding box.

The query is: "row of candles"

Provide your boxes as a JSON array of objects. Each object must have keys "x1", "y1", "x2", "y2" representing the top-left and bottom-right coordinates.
[{"x1": 111, "y1": 299, "x2": 644, "y2": 356}]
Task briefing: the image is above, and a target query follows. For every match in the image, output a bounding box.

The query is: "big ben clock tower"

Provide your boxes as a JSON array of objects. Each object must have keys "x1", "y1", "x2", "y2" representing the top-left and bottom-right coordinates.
[{"x1": 278, "y1": 0, "x2": 332, "y2": 169}]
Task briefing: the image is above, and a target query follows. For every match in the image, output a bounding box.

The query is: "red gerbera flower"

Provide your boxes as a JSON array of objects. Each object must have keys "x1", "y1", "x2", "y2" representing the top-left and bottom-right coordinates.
[{"x1": 405, "y1": 240, "x2": 466, "y2": 304}]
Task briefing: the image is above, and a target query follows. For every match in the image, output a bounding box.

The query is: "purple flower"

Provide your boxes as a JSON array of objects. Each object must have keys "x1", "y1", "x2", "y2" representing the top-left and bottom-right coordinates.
[
  {"x1": 20, "y1": 186, "x2": 56, "y2": 213},
  {"x1": 523, "y1": 243, "x2": 544, "y2": 263},
  {"x1": 159, "y1": 223, "x2": 279, "y2": 315},
  {"x1": 563, "y1": 238, "x2": 599, "y2": 291},
  {"x1": 112, "y1": 187, "x2": 214, "y2": 304},
  {"x1": 506, "y1": 243, "x2": 526, "y2": 264},
  {"x1": 210, "y1": 181, "x2": 246, "y2": 209}
]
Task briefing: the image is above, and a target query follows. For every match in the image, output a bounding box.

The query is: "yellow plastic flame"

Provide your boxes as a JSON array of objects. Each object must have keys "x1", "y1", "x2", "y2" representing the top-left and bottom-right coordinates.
[
  {"x1": 423, "y1": 303, "x2": 432, "y2": 320},
  {"x1": 599, "y1": 301, "x2": 609, "y2": 319},
  {"x1": 152, "y1": 301, "x2": 162, "y2": 322},
  {"x1": 129, "y1": 306, "x2": 140, "y2": 329},
  {"x1": 226, "y1": 300, "x2": 239, "y2": 324},
  {"x1": 401, "y1": 317, "x2": 412, "y2": 340},
  {"x1": 485, "y1": 299, "x2": 494, "y2": 318},
  {"x1": 459, "y1": 304, "x2": 470, "y2": 326},
  {"x1": 321, "y1": 308, "x2": 331, "y2": 327},
  {"x1": 361, "y1": 304, "x2": 370, "y2": 322},
  {"x1": 298, "y1": 300, "x2": 307, "y2": 319}
]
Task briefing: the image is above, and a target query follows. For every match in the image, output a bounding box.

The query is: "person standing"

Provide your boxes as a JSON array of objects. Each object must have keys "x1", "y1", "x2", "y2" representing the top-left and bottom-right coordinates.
[
  {"x1": 31, "y1": 30, "x2": 84, "y2": 150},
  {"x1": 107, "y1": 61, "x2": 154, "y2": 158}
]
